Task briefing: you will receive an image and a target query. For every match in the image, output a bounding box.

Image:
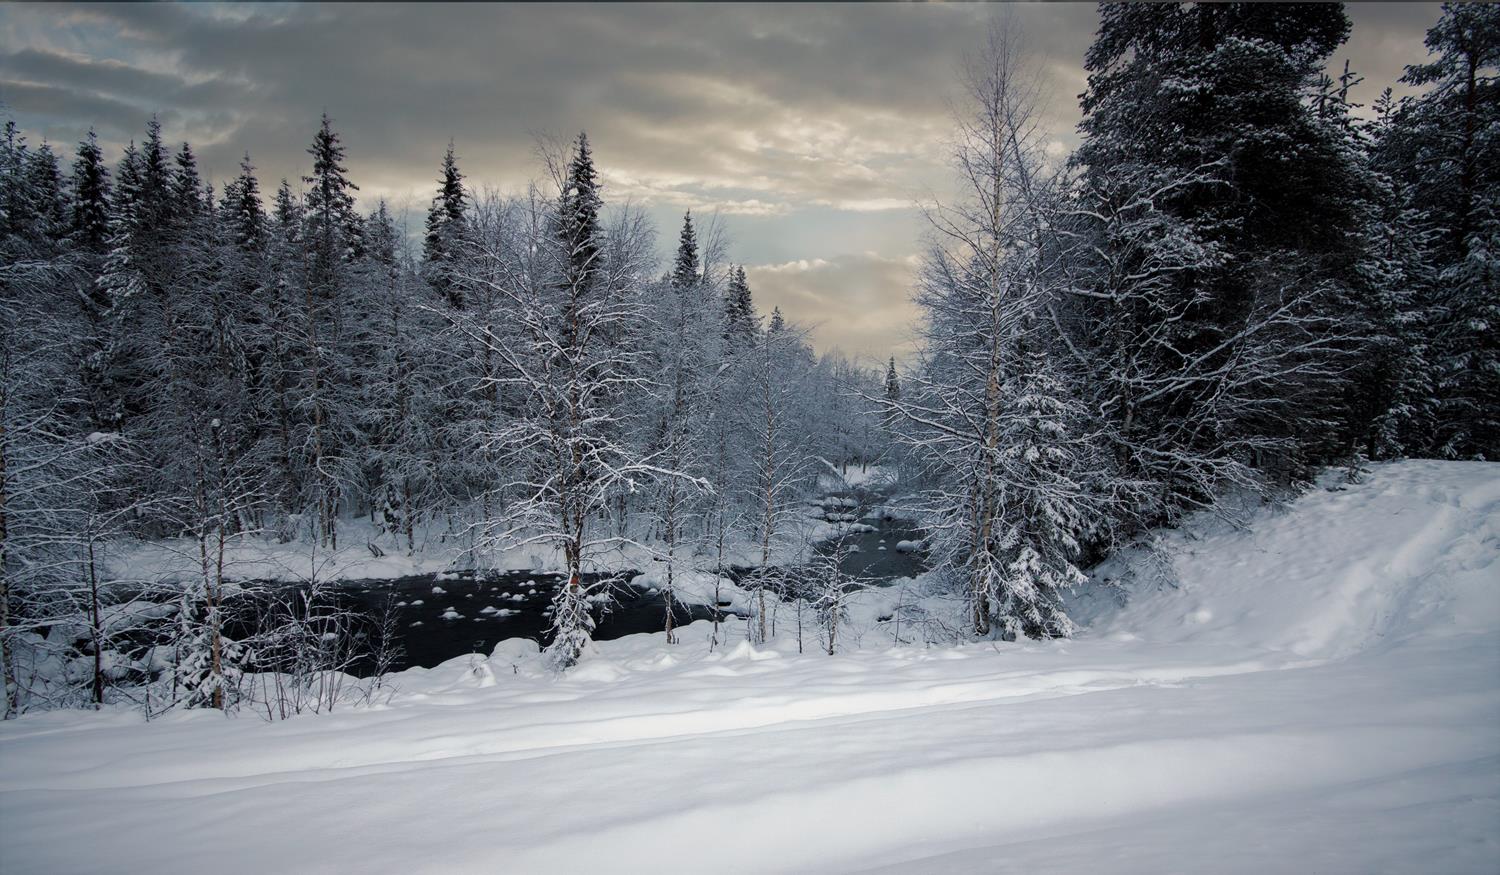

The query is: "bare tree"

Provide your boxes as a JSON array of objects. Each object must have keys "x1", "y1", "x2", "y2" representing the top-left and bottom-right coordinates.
[
  {"x1": 736, "y1": 321, "x2": 819, "y2": 644},
  {"x1": 884, "y1": 21, "x2": 1115, "y2": 638}
]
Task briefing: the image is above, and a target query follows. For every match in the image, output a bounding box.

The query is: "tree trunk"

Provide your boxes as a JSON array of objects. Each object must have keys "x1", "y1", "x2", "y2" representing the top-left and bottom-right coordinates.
[{"x1": 0, "y1": 405, "x2": 15, "y2": 719}]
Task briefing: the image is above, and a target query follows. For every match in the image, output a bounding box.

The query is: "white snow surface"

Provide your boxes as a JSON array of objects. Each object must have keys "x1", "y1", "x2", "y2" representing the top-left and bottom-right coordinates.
[
  {"x1": 104, "y1": 509, "x2": 846, "y2": 585},
  {"x1": 3, "y1": 460, "x2": 1497, "y2": 873}
]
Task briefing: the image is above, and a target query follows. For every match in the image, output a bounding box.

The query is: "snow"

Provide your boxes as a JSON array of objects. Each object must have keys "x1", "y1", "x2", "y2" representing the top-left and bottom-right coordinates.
[
  {"x1": 2, "y1": 460, "x2": 1496, "y2": 873},
  {"x1": 104, "y1": 507, "x2": 848, "y2": 586},
  {"x1": 818, "y1": 462, "x2": 895, "y2": 491},
  {"x1": 630, "y1": 568, "x2": 752, "y2": 612},
  {"x1": 1075, "y1": 459, "x2": 1500, "y2": 657}
]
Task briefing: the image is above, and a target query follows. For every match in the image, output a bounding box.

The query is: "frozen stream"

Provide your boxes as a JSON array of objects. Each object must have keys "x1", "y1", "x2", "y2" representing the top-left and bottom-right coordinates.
[{"x1": 307, "y1": 493, "x2": 925, "y2": 671}]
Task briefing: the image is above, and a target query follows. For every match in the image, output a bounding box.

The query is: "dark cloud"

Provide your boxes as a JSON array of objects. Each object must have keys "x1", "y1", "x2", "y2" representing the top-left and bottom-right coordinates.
[{"x1": 0, "y1": 2, "x2": 1443, "y2": 358}]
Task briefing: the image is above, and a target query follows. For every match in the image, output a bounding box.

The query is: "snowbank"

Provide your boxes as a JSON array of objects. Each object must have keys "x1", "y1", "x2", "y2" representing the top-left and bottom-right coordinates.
[
  {"x1": 1077, "y1": 459, "x2": 1500, "y2": 658},
  {"x1": 3, "y1": 461, "x2": 1495, "y2": 873}
]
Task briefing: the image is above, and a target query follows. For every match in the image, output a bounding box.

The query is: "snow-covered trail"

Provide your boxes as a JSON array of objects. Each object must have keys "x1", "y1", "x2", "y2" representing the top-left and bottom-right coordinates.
[
  {"x1": 2, "y1": 634, "x2": 1493, "y2": 873},
  {"x1": 2, "y1": 461, "x2": 1497, "y2": 873}
]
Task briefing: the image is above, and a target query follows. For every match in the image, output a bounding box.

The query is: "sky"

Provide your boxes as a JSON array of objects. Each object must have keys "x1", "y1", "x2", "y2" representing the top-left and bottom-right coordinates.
[{"x1": 0, "y1": 2, "x2": 1445, "y2": 362}]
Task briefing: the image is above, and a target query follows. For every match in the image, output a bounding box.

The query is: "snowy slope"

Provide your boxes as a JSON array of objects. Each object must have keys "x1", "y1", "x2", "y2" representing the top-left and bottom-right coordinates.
[
  {"x1": 2, "y1": 461, "x2": 1497, "y2": 874},
  {"x1": 1083, "y1": 459, "x2": 1500, "y2": 656}
]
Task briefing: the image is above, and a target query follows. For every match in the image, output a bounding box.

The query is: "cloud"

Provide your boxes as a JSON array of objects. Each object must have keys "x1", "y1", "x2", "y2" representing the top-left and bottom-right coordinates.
[
  {"x1": 747, "y1": 252, "x2": 921, "y2": 361},
  {"x1": 0, "y1": 2, "x2": 1443, "y2": 356},
  {"x1": 1, "y1": 3, "x2": 1065, "y2": 211}
]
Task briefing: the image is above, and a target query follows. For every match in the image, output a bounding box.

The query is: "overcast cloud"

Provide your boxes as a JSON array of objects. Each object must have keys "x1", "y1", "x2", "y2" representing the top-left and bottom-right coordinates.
[{"x1": 0, "y1": 2, "x2": 1443, "y2": 360}]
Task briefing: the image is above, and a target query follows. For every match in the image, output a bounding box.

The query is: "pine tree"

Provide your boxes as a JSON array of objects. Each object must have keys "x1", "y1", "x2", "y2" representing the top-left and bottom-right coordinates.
[
  {"x1": 989, "y1": 351, "x2": 1095, "y2": 639},
  {"x1": 25, "y1": 143, "x2": 67, "y2": 250},
  {"x1": 222, "y1": 155, "x2": 268, "y2": 255},
  {"x1": 263, "y1": 179, "x2": 306, "y2": 525},
  {"x1": 171, "y1": 142, "x2": 203, "y2": 220},
  {"x1": 303, "y1": 114, "x2": 363, "y2": 288},
  {"x1": 1389, "y1": 3, "x2": 1499, "y2": 458},
  {"x1": 558, "y1": 132, "x2": 602, "y2": 297},
  {"x1": 884, "y1": 356, "x2": 901, "y2": 401},
  {"x1": 767, "y1": 306, "x2": 784, "y2": 334},
  {"x1": 65, "y1": 130, "x2": 116, "y2": 440},
  {"x1": 1070, "y1": 2, "x2": 1369, "y2": 503},
  {"x1": 69, "y1": 130, "x2": 111, "y2": 253},
  {"x1": 298, "y1": 115, "x2": 365, "y2": 546},
  {"x1": 95, "y1": 117, "x2": 189, "y2": 444},
  {"x1": 723, "y1": 265, "x2": 757, "y2": 346},
  {"x1": 423, "y1": 141, "x2": 469, "y2": 309},
  {"x1": 0, "y1": 121, "x2": 28, "y2": 241},
  {"x1": 136, "y1": 116, "x2": 173, "y2": 239},
  {"x1": 672, "y1": 211, "x2": 699, "y2": 288},
  {"x1": 361, "y1": 200, "x2": 438, "y2": 554}
]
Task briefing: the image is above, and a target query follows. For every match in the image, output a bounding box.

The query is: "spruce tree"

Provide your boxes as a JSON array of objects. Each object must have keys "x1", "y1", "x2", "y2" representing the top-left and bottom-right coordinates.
[
  {"x1": 96, "y1": 118, "x2": 181, "y2": 439},
  {"x1": 135, "y1": 116, "x2": 172, "y2": 239},
  {"x1": 423, "y1": 141, "x2": 468, "y2": 309},
  {"x1": 723, "y1": 265, "x2": 757, "y2": 346},
  {"x1": 299, "y1": 115, "x2": 364, "y2": 545},
  {"x1": 557, "y1": 131, "x2": 602, "y2": 297},
  {"x1": 171, "y1": 142, "x2": 203, "y2": 221},
  {"x1": 69, "y1": 130, "x2": 111, "y2": 253},
  {"x1": 1072, "y1": 2, "x2": 1369, "y2": 495},
  {"x1": 1389, "y1": 3, "x2": 1499, "y2": 458},
  {"x1": 672, "y1": 211, "x2": 699, "y2": 288},
  {"x1": 264, "y1": 179, "x2": 306, "y2": 522},
  {"x1": 25, "y1": 144, "x2": 67, "y2": 250},
  {"x1": 222, "y1": 154, "x2": 268, "y2": 255},
  {"x1": 303, "y1": 113, "x2": 363, "y2": 290}
]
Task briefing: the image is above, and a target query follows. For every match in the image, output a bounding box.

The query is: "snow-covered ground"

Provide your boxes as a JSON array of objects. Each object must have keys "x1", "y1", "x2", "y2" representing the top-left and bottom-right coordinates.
[
  {"x1": 3, "y1": 460, "x2": 1497, "y2": 873},
  {"x1": 103, "y1": 475, "x2": 899, "y2": 586}
]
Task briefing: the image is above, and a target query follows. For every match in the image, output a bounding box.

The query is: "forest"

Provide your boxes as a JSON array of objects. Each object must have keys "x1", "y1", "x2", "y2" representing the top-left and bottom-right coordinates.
[{"x1": 0, "y1": 2, "x2": 1495, "y2": 720}]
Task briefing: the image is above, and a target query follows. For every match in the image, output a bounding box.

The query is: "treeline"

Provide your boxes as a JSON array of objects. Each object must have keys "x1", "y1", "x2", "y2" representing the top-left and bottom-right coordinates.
[
  {"x1": 0, "y1": 118, "x2": 888, "y2": 714},
  {"x1": 1, "y1": 1, "x2": 1493, "y2": 716},
  {"x1": 888, "y1": 4, "x2": 1497, "y2": 639}
]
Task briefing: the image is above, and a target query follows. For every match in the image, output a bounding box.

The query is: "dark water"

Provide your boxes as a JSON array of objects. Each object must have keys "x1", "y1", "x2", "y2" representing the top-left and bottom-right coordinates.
[
  {"x1": 816, "y1": 512, "x2": 926, "y2": 582},
  {"x1": 327, "y1": 572, "x2": 723, "y2": 671},
  {"x1": 284, "y1": 494, "x2": 925, "y2": 672}
]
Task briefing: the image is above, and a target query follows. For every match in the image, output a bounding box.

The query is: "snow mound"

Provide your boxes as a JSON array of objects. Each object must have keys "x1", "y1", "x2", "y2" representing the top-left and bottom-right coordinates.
[{"x1": 1084, "y1": 460, "x2": 1500, "y2": 658}]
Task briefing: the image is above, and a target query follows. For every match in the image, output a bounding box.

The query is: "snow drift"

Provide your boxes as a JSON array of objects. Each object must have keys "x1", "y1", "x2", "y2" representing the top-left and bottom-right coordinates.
[
  {"x1": 1, "y1": 460, "x2": 1496, "y2": 874},
  {"x1": 1080, "y1": 459, "x2": 1500, "y2": 658}
]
